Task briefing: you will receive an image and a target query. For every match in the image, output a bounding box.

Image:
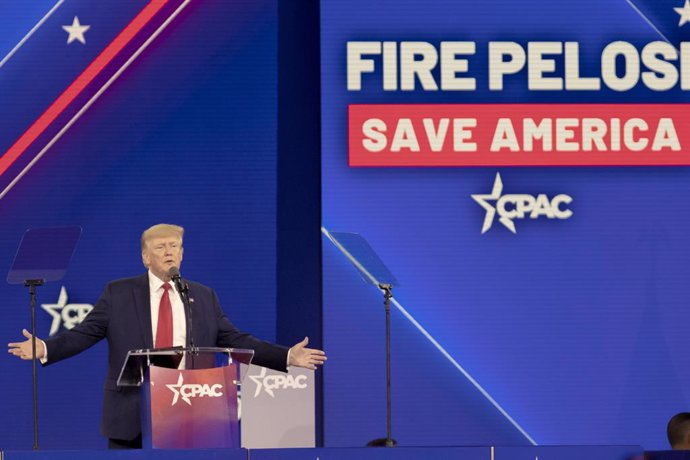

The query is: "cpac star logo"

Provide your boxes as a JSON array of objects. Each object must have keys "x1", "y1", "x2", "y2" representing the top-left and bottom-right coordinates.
[
  {"x1": 471, "y1": 173, "x2": 573, "y2": 234},
  {"x1": 166, "y1": 373, "x2": 224, "y2": 406},
  {"x1": 249, "y1": 367, "x2": 308, "y2": 398},
  {"x1": 167, "y1": 374, "x2": 189, "y2": 406},
  {"x1": 41, "y1": 286, "x2": 93, "y2": 336}
]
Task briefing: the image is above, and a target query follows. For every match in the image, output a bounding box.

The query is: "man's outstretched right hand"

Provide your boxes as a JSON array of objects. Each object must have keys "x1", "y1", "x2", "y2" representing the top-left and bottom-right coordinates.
[{"x1": 8, "y1": 329, "x2": 46, "y2": 360}]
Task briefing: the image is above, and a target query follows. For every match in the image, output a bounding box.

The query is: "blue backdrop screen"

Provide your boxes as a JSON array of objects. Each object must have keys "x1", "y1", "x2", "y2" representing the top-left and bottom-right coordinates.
[
  {"x1": 0, "y1": 0, "x2": 277, "y2": 449},
  {"x1": 321, "y1": 0, "x2": 690, "y2": 450}
]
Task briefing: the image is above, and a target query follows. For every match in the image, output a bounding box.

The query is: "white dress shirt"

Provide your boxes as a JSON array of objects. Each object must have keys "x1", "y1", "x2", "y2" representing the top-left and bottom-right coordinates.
[{"x1": 148, "y1": 270, "x2": 186, "y2": 349}]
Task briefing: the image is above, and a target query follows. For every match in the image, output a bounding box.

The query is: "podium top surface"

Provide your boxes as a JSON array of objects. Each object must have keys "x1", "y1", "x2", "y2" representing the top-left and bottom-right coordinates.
[
  {"x1": 126, "y1": 346, "x2": 253, "y2": 358},
  {"x1": 117, "y1": 347, "x2": 254, "y2": 387}
]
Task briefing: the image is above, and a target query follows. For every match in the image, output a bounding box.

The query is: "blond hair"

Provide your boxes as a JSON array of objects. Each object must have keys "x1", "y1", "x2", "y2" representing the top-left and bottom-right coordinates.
[{"x1": 140, "y1": 224, "x2": 184, "y2": 250}]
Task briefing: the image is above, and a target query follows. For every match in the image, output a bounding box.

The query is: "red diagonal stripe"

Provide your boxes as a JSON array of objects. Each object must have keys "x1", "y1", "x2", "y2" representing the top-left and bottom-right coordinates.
[{"x1": 0, "y1": 0, "x2": 169, "y2": 176}]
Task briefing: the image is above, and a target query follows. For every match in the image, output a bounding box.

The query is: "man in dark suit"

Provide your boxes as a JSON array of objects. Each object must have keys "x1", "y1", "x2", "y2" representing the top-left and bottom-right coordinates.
[{"x1": 9, "y1": 224, "x2": 326, "y2": 448}]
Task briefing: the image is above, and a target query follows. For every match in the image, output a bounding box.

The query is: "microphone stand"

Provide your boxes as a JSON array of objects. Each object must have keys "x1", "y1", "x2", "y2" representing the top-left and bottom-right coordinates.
[{"x1": 173, "y1": 277, "x2": 195, "y2": 368}]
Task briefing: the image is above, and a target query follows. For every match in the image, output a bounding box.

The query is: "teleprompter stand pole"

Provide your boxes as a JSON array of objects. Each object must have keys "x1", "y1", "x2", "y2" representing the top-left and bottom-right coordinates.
[
  {"x1": 380, "y1": 283, "x2": 395, "y2": 448},
  {"x1": 7, "y1": 226, "x2": 82, "y2": 450},
  {"x1": 25, "y1": 278, "x2": 44, "y2": 451},
  {"x1": 366, "y1": 283, "x2": 398, "y2": 448}
]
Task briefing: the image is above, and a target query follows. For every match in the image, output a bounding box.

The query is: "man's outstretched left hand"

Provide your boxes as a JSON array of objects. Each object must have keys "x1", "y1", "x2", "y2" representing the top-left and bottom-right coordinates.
[{"x1": 289, "y1": 337, "x2": 326, "y2": 370}]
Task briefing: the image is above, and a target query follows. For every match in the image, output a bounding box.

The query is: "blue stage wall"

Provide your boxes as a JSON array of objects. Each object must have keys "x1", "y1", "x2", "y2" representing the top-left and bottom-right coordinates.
[
  {"x1": 321, "y1": 0, "x2": 690, "y2": 450},
  {"x1": 0, "y1": 0, "x2": 279, "y2": 450},
  {"x1": 2, "y1": 0, "x2": 690, "y2": 452}
]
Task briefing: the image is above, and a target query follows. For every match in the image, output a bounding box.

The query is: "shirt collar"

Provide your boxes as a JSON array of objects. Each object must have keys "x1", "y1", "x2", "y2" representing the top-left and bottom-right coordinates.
[{"x1": 147, "y1": 270, "x2": 175, "y2": 293}]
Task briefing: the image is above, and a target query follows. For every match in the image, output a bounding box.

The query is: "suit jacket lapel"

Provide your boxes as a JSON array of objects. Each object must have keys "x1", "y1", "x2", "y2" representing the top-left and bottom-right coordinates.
[{"x1": 132, "y1": 273, "x2": 153, "y2": 349}]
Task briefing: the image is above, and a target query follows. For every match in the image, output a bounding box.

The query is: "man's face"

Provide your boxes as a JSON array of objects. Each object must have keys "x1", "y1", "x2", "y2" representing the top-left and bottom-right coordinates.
[{"x1": 142, "y1": 236, "x2": 183, "y2": 281}]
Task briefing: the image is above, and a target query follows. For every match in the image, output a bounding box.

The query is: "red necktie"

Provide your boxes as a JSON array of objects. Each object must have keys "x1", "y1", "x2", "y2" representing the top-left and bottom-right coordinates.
[{"x1": 155, "y1": 283, "x2": 173, "y2": 348}]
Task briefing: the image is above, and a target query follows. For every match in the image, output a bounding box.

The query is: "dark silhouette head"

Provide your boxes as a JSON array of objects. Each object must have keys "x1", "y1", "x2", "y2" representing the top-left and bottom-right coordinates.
[{"x1": 667, "y1": 412, "x2": 690, "y2": 449}]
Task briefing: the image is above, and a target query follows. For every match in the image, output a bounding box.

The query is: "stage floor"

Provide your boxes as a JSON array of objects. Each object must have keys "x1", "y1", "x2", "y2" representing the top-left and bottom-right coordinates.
[{"x1": 1, "y1": 445, "x2": 644, "y2": 460}]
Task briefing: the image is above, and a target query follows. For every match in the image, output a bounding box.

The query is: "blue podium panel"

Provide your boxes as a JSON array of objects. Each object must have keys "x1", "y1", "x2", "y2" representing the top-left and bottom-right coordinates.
[
  {"x1": 494, "y1": 446, "x2": 643, "y2": 460},
  {"x1": 249, "y1": 447, "x2": 490, "y2": 460},
  {"x1": 1, "y1": 449, "x2": 247, "y2": 460}
]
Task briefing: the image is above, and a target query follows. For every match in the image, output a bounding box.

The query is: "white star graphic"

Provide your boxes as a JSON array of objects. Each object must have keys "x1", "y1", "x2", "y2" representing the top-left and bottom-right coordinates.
[
  {"x1": 41, "y1": 286, "x2": 68, "y2": 336},
  {"x1": 41, "y1": 286, "x2": 93, "y2": 335},
  {"x1": 249, "y1": 367, "x2": 274, "y2": 397},
  {"x1": 166, "y1": 373, "x2": 190, "y2": 405},
  {"x1": 62, "y1": 16, "x2": 90, "y2": 44},
  {"x1": 471, "y1": 172, "x2": 516, "y2": 234},
  {"x1": 675, "y1": 0, "x2": 690, "y2": 26}
]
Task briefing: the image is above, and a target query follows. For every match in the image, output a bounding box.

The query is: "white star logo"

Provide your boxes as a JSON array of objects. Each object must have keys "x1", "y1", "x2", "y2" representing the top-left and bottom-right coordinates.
[
  {"x1": 675, "y1": 0, "x2": 690, "y2": 26},
  {"x1": 42, "y1": 286, "x2": 68, "y2": 336},
  {"x1": 471, "y1": 172, "x2": 516, "y2": 234},
  {"x1": 41, "y1": 286, "x2": 93, "y2": 336},
  {"x1": 62, "y1": 16, "x2": 90, "y2": 44},
  {"x1": 166, "y1": 373, "x2": 190, "y2": 406},
  {"x1": 249, "y1": 367, "x2": 274, "y2": 397}
]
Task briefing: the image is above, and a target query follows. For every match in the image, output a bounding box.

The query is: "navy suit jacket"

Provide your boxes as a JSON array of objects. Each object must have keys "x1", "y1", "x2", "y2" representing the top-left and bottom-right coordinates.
[{"x1": 44, "y1": 274, "x2": 288, "y2": 440}]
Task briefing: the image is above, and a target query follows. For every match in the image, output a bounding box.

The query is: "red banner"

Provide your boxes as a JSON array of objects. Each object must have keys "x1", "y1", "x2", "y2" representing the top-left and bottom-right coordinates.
[{"x1": 348, "y1": 104, "x2": 690, "y2": 166}]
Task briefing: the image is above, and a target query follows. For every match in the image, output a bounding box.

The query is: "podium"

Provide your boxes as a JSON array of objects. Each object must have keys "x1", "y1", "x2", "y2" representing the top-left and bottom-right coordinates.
[{"x1": 117, "y1": 347, "x2": 254, "y2": 449}]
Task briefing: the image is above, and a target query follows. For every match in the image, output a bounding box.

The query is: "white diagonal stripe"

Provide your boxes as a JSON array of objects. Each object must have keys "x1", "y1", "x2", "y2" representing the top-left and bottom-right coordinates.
[
  {"x1": 0, "y1": 0, "x2": 192, "y2": 201},
  {"x1": 0, "y1": 0, "x2": 66, "y2": 70},
  {"x1": 625, "y1": 0, "x2": 673, "y2": 45}
]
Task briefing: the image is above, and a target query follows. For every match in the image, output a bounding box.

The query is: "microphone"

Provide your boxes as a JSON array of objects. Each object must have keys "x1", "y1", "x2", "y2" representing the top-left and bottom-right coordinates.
[
  {"x1": 168, "y1": 266, "x2": 181, "y2": 280},
  {"x1": 168, "y1": 266, "x2": 185, "y2": 294},
  {"x1": 168, "y1": 266, "x2": 195, "y2": 352}
]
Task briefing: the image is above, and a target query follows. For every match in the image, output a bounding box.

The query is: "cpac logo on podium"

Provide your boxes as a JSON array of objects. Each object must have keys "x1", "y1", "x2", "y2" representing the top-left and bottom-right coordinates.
[
  {"x1": 42, "y1": 286, "x2": 93, "y2": 336},
  {"x1": 166, "y1": 373, "x2": 224, "y2": 406},
  {"x1": 249, "y1": 367, "x2": 308, "y2": 398},
  {"x1": 472, "y1": 173, "x2": 573, "y2": 234}
]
